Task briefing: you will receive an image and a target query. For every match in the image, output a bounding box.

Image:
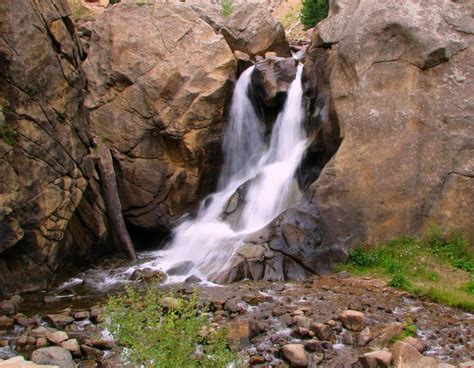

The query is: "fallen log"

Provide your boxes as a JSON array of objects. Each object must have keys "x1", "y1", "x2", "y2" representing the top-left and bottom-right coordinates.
[{"x1": 97, "y1": 143, "x2": 137, "y2": 261}]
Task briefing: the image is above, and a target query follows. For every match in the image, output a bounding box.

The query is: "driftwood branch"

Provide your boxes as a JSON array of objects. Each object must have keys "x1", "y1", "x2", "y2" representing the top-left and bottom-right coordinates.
[{"x1": 97, "y1": 144, "x2": 137, "y2": 261}]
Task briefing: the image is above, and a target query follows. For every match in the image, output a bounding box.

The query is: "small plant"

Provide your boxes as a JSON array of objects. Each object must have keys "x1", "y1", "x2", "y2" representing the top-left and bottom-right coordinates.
[
  {"x1": 461, "y1": 280, "x2": 474, "y2": 295},
  {"x1": 110, "y1": 0, "x2": 121, "y2": 4},
  {"x1": 104, "y1": 287, "x2": 238, "y2": 368},
  {"x1": 300, "y1": 0, "x2": 329, "y2": 30},
  {"x1": 220, "y1": 0, "x2": 233, "y2": 18},
  {"x1": 390, "y1": 319, "x2": 417, "y2": 344},
  {"x1": 388, "y1": 273, "x2": 412, "y2": 291},
  {"x1": 0, "y1": 123, "x2": 17, "y2": 146}
]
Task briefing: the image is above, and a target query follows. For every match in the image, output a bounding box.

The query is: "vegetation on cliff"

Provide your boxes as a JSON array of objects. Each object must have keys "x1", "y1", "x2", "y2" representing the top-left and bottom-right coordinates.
[
  {"x1": 341, "y1": 229, "x2": 474, "y2": 311},
  {"x1": 300, "y1": 0, "x2": 328, "y2": 29}
]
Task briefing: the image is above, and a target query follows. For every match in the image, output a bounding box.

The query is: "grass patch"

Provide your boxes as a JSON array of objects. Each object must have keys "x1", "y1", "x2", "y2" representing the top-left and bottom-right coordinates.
[
  {"x1": 220, "y1": 0, "x2": 233, "y2": 18},
  {"x1": 389, "y1": 319, "x2": 417, "y2": 344},
  {"x1": 341, "y1": 230, "x2": 474, "y2": 312},
  {"x1": 104, "y1": 287, "x2": 239, "y2": 368}
]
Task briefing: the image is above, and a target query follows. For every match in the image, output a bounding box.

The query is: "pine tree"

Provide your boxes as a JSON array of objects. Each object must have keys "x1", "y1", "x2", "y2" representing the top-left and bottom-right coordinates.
[{"x1": 300, "y1": 0, "x2": 329, "y2": 30}]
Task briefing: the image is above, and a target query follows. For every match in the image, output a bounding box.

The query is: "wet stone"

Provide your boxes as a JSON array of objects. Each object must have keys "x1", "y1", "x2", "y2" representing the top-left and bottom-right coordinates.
[
  {"x1": 338, "y1": 310, "x2": 365, "y2": 331},
  {"x1": 310, "y1": 322, "x2": 334, "y2": 341},
  {"x1": 31, "y1": 346, "x2": 75, "y2": 368},
  {"x1": 0, "y1": 317, "x2": 14, "y2": 330},
  {"x1": 359, "y1": 350, "x2": 392, "y2": 368},
  {"x1": 74, "y1": 311, "x2": 90, "y2": 321},
  {"x1": 358, "y1": 327, "x2": 373, "y2": 347},
  {"x1": 46, "y1": 330, "x2": 68, "y2": 344},
  {"x1": 45, "y1": 314, "x2": 74, "y2": 328},
  {"x1": 281, "y1": 344, "x2": 308, "y2": 367}
]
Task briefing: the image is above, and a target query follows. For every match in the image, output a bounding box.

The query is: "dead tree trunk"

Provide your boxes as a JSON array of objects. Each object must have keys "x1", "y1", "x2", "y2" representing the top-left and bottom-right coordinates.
[{"x1": 97, "y1": 144, "x2": 137, "y2": 261}]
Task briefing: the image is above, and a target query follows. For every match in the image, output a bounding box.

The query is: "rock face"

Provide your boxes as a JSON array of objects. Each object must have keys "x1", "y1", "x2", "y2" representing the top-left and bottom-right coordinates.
[
  {"x1": 304, "y1": 0, "x2": 474, "y2": 246},
  {"x1": 83, "y1": 0, "x2": 236, "y2": 234},
  {"x1": 0, "y1": 0, "x2": 110, "y2": 296}
]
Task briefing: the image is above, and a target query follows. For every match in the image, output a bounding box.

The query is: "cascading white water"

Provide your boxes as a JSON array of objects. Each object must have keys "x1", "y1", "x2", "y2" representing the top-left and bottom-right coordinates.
[{"x1": 142, "y1": 64, "x2": 307, "y2": 282}]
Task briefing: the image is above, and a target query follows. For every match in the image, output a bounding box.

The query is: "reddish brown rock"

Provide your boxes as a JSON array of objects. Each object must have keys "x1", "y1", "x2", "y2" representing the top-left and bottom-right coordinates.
[{"x1": 338, "y1": 310, "x2": 365, "y2": 331}]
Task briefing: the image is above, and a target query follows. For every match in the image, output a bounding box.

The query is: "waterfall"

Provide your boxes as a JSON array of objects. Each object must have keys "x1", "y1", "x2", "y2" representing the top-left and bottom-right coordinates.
[{"x1": 143, "y1": 64, "x2": 307, "y2": 282}]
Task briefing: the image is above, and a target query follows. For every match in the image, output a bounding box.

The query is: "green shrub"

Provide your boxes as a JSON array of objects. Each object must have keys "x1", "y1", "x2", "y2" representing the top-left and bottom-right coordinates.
[
  {"x1": 388, "y1": 273, "x2": 412, "y2": 291},
  {"x1": 0, "y1": 123, "x2": 17, "y2": 145},
  {"x1": 220, "y1": 0, "x2": 233, "y2": 18},
  {"x1": 300, "y1": 0, "x2": 329, "y2": 30},
  {"x1": 461, "y1": 280, "x2": 474, "y2": 295},
  {"x1": 104, "y1": 287, "x2": 238, "y2": 367},
  {"x1": 390, "y1": 319, "x2": 417, "y2": 344}
]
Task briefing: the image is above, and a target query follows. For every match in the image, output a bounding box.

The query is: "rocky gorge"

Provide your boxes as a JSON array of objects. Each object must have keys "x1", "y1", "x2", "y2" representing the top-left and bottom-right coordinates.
[{"x1": 0, "y1": 0, "x2": 473, "y2": 366}]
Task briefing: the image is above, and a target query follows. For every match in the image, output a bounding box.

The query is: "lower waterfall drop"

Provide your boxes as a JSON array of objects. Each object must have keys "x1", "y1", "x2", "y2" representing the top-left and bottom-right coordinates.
[{"x1": 145, "y1": 64, "x2": 307, "y2": 282}]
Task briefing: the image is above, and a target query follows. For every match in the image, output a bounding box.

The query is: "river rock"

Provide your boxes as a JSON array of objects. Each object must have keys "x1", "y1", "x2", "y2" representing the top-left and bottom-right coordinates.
[
  {"x1": 0, "y1": 301, "x2": 15, "y2": 316},
  {"x1": 359, "y1": 350, "x2": 392, "y2": 368},
  {"x1": 45, "y1": 315, "x2": 74, "y2": 329},
  {"x1": 61, "y1": 339, "x2": 81, "y2": 356},
  {"x1": 45, "y1": 331, "x2": 68, "y2": 345},
  {"x1": 303, "y1": 0, "x2": 474, "y2": 248},
  {"x1": 358, "y1": 327, "x2": 373, "y2": 347},
  {"x1": 309, "y1": 322, "x2": 334, "y2": 341},
  {"x1": 166, "y1": 261, "x2": 195, "y2": 276},
  {"x1": 31, "y1": 347, "x2": 74, "y2": 368},
  {"x1": 14, "y1": 314, "x2": 35, "y2": 327},
  {"x1": 0, "y1": 317, "x2": 14, "y2": 330},
  {"x1": 401, "y1": 336, "x2": 426, "y2": 353},
  {"x1": 130, "y1": 268, "x2": 167, "y2": 283},
  {"x1": 0, "y1": 355, "x2": 59, "y2": 367},
  {"x1": 338, "y1": 310, "x2": 365, "y2": 331},
  {"x1": 281, "y1": 344, "x2": 308, "y2": 367},
  {"x1": 82, "y1": 0, "x2": 236, "y2": 234},
  {"x1": 370, "y1": 322, "x2": 405, "y2": 348},
  {"x1": 391, "y1": 341, "x2": 429, "y2": 368},
  {"x1": 0, "y1": 0, "x2": 110, "y2": 297},
  {"x1": 227, "y1": 320, "x2": 250, "y2": 349}
]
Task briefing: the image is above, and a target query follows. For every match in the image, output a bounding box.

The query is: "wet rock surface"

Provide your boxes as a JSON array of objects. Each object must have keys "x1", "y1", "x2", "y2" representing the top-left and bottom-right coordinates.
[{"x1": 0, "y1": 275, "x2": 472, "y2": 366}]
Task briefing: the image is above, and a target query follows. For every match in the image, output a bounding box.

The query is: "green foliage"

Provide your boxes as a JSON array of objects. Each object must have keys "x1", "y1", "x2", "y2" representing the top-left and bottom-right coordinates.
[
  {"x1": 342, "y1": 230, "x2": 474, "y2": 312},
  {"x1": 389, "y1": 319, "x2": 417, "y2": 344},
  {"x1": 104, "y1": 287, "x2": 237, "y2": 368},
  {"x1": 427, "y1": 229, "x2": 474, "y2": 273},
  {"x1": 0, "y1": 123, "x2": 17, "y2": 145},
  {"x1": 300, "y1": 0, "x2": 328, "y2": 30},
  {"x1": 388, "y1": 273, "x2": 412, "y2": 291},
  {"x1": 461, "y1": 280, "x2": 474, "y2": 295},
  {"x1": 110, "y1": 0, "x2": 121, "y2": 4},
  {"x1": 220, "y1": 0, "x2": 233, "y2": 18}
]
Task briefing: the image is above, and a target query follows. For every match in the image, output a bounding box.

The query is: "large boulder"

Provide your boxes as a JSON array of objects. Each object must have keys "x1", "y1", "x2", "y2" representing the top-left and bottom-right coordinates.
[
  {"x1": 213, "y1": 201, "x2": 347, "y2": 283},
  {"x1": 184, "y1": 0, "x2": 292, "y2": 58},
  {"x1": 82, "y1": 1, "x2": 237, "y2": 233},
  {"x1": 0, "y1": 0, "x2": 110, "y2": 296},
  {"x1": 221, "y1": 2, "x2": 292, "y2": 58},
  {"x1": 304, "y1": 0, "x2": 474, "y2": 247}
]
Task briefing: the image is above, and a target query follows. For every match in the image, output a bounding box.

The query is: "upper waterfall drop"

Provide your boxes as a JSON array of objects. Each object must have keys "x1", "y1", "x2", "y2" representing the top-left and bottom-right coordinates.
[{"x1": 144, "y1": 64, "x2": 307, "y2": 282}]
